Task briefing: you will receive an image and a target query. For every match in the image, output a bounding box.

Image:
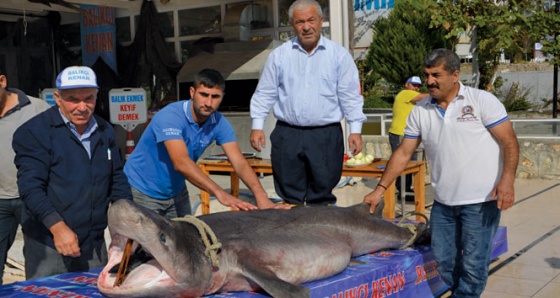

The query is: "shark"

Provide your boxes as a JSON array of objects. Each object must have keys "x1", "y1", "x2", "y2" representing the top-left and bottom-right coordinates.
[{"x1": 97, "y1": 199, "x2": 428, "y2": 297}]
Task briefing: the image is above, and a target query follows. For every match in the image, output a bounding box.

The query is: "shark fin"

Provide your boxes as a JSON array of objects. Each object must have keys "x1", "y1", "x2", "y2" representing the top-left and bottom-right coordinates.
[{"x1": 241, "y1": 263, "x2": 310, "y2": 298}]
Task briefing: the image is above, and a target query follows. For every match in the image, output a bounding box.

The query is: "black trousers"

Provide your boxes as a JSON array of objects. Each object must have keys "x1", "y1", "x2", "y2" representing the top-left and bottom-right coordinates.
[
  {"x1": 23, "y1": 233, "x2": 107, "y2": 280},
  {"x1": 389, "y1": 133, "x2": 418, "y2": 194},
  {"x1": 270, "y1": 121, "x2": 343, "y2": 205}
]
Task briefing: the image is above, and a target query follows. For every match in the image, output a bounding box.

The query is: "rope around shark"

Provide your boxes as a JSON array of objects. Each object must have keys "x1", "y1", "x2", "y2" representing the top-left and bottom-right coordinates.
[
  {"x1": 172, "y1": 215, "x2": 222, "y2": 268},
  {"x1": 397, "y1": 212, "x2": 430, "y2": 249}
]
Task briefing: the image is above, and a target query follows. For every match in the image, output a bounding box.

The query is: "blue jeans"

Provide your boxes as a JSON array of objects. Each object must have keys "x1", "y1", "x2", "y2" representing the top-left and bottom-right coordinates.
[
  {"x1": 431, "y1": 200, "x2": 500, "y2": 298},
  {"x1": 131, "y1": 186, "x2": 191, "y2": 219},
  {"x1": 0, "y1": 198, "x2": 22, "y2": 285}
]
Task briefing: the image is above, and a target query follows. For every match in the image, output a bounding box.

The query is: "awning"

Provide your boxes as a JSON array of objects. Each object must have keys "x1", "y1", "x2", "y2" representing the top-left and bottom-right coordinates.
[{"x1": 177, "y1": 39, "x2": 281, "y2": 83}]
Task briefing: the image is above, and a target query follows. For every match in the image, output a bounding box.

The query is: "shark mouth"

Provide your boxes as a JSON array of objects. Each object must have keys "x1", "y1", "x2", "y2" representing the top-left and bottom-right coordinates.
[
  {"x1": 109, "y1": 239, "x2": 154, "y2": 286},
  {"x1": 97, "y1": 234, "x2": 179, "y2": 296}
]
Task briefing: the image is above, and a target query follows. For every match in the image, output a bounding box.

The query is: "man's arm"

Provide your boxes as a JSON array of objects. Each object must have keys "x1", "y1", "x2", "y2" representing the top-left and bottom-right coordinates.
[
  {"x1": 488, "y1": 119, "x2": 519, "y2": 211},
  {"x1": 411, "y1": 93, "x2": 429, "y2": 103},
  {"x1": 222, "y1": 142, "x2": 290, "y2": 210},
  {"x1": 363, "y1": 137, "x2": 421, "y2": 214},
  {"x1": 163, "y1": 139, "x2": 257, "y2": 211},
  {"x1": 334, "y1": 48, "x2": 366, "y2": 156},
  {"x1": 13, "y1": 125, "x2": 81, "y2": 257},
  {"x1": 250, "y1": 52, "x2": 278, "y2": 152}
]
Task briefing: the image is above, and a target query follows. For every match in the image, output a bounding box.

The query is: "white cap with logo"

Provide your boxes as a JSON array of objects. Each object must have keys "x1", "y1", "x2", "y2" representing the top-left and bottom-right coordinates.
[
  {"x1": 56, "y1": 66, "x2": 99, "y2": 90},
  {"x1": 406, "y1": 76, "x2": 422, "y2": 86}
]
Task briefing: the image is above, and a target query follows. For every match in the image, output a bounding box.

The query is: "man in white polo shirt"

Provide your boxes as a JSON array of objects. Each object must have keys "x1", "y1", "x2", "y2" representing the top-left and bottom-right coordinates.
[{"x1": 363, "y1": 48, "x2": 519, "y2": 297}]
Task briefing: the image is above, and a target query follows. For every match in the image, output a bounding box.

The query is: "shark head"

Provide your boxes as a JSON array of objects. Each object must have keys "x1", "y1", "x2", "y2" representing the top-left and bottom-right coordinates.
[{"x1": 97, "y1": 199, "x2": 215, "y2": 297}]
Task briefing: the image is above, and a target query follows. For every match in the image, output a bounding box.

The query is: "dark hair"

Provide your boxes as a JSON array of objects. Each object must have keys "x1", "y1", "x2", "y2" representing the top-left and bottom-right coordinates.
[
  {"x1": 424, "y1": 48, "x2": 461, "y2": 74},
  {"x1": 193, "y1": 69, "x2": 225, "y2": 91}
]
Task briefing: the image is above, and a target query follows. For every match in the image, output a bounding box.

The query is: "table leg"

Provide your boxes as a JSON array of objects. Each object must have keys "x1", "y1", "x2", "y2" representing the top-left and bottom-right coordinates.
[
  {"x1": 231, "y1": 172, "x2": 240, "y2": 197},
  {"x1": 383, "y1": 181, "x2": 396, "y2": 220},
  {"x1": 198, "y1": 164, "x2": 211, "y2": 215},
  {"x1": 413, "y1": 164, "x2": 426, "y2": 222}
]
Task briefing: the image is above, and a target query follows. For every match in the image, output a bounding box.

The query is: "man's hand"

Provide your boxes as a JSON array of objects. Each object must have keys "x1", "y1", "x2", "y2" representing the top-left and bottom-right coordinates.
[
  {"x1": 363, "y1": 190, "x2": 384, "y2": 214},
  {"x1": 348, "y1": 133, "x2": 363, "y2": 156},
  {"x1": 250, "y1": 130, "x2": 266, "y2": 152},
  {"x1": 256, "y1": 198, "x2": 292, "y2": 210},
  {"x1": 216, "y1": 192, "x2": 259, "y2": 211},
  {"x1": 491, "y1": 177, "x2": 515, "y2": 211},
  {"x1": 50, "y1": 221, "x2": 81, "y2": 258}
]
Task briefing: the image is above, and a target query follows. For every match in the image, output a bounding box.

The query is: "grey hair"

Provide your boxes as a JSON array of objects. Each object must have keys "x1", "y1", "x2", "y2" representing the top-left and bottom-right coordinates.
[
  {"x1": 424, "y1": 48, "x2": 461, "y2": 73},
  {"x1": 288, "y1": 0, "x2": 323, "y2": 22}
]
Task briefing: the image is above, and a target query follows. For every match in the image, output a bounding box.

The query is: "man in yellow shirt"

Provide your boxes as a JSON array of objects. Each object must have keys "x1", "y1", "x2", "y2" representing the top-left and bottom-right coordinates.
[{"x1": 388, "y1": 76, "x2": 428, "y2": 201}]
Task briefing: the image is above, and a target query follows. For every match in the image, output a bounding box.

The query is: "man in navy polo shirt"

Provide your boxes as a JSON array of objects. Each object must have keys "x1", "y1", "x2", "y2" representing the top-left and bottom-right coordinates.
[{"x1": 125, "y1": 69, "x2": 289, "y2": 219}]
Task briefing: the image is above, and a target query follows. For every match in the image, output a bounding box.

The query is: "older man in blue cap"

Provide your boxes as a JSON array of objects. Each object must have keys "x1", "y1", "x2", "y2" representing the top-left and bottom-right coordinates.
[{"x1": 12, "y1": 66, "x2": 132, "y2": 279}]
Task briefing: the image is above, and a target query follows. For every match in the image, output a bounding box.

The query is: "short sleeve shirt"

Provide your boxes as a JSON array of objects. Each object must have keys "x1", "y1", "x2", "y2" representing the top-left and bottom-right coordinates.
[
  {"x1": 388, "y1": 89, "x2": 419, "y2": 136},
  {"x1": 404, "y1": 83, "x2": 508, "y2": 205},
  {"x1": 124, "y1": 100, "x2": 236, "y2": 198}
]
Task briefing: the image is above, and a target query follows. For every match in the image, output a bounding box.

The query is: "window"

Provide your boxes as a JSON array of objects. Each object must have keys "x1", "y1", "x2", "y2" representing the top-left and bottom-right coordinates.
[
  {"x1": 116, "y1": 17, "x2": 132, "y2": 43},
  {"x1": 156, "y1": 11, "x2": 174, "y2": 38},
  {"x1": 60, "y1": 23, "x2": 81, "y2": 48},
  {"x1": 179, "y1": 6, "x2": 221, "y2": 36}
]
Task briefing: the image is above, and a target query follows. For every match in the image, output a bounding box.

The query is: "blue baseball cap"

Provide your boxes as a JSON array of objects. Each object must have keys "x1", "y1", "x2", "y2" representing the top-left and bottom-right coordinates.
[{"x1": 56, "y1": 66, "x2": 99, "y2": 90}]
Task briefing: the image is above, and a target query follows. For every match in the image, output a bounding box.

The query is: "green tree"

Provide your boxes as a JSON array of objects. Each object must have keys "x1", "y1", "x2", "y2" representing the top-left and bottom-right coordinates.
[
  {"x1": 528, "y1": 2, "x2": 560, "y2": 65},
  {"x1": 426, "y1": 0, "x2": 534, "y2": 90},
  {"x1": 365, "y1": 0, "x2": 451, "y2": 88}
]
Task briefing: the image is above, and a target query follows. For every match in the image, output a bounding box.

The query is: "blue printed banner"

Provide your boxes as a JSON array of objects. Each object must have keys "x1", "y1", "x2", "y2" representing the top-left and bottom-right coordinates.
[
  {"x1": 352, "y1": 0, "x2": 395, "y2": 59},
  {"x1": 0, "y1": 227, "x2": 507, "y2": 297},
  {"x1": 80, "y1": 4, "x2": 117, "y2": 73}
]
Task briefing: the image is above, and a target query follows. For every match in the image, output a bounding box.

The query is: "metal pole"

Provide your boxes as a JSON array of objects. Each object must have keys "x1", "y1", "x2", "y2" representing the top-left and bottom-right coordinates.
[
  {"x1": 554, "y1": 0, "x2": 559, "y2": 119},
  {"x1": 554, "y1": 64, "x2": 558, "y2": 118}
]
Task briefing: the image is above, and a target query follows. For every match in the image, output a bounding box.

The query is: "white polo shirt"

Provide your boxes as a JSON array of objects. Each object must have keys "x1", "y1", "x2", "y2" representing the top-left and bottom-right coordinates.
[{"x1": 404, "y1": 82, "x2": 508, "y2": 206}]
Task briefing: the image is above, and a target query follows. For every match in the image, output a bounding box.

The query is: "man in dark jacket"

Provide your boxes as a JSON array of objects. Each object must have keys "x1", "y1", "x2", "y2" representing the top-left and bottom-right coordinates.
[{"x1": 12, "y1": 66, "x2": 132, "y2": 279}]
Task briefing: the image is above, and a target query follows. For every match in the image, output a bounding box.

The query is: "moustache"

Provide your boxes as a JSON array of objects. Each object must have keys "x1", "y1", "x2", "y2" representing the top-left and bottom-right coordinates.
[
  {"x1": 427, "y1": 85, "x2": 438, "y2": 89},
  {"x1": 72, "y1": 109, "x2": 92, "y2": 116}
]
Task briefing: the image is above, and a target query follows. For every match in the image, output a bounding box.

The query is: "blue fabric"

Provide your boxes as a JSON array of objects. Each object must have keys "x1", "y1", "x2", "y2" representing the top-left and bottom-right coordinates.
[
  {"x1": 250, "y1": 35, "x2": 366, "y2": 133},
  {"x1": 430, "y1": 200, "x2": 501, "y2": 298},
  {"x1": 124, "y1": 100, "x2": 236, "y2": 199},
  {"x1": 12, "y1": 106, "x2": 132, "y2": 251},
  {"x1": 57, "y1": 110, "x2": 98, "y2": 159}
]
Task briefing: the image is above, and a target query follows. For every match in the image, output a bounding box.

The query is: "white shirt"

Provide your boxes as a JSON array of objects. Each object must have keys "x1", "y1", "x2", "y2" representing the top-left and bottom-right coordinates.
[{"x1": 250, "y1": 35, "x2": 366, "y2": 133}]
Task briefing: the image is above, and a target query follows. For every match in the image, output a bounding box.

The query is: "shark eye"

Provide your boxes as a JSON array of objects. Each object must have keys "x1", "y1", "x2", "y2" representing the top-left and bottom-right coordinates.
[{"x1": 159, "y1": 233, "x2": 166, "y2": 244}]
